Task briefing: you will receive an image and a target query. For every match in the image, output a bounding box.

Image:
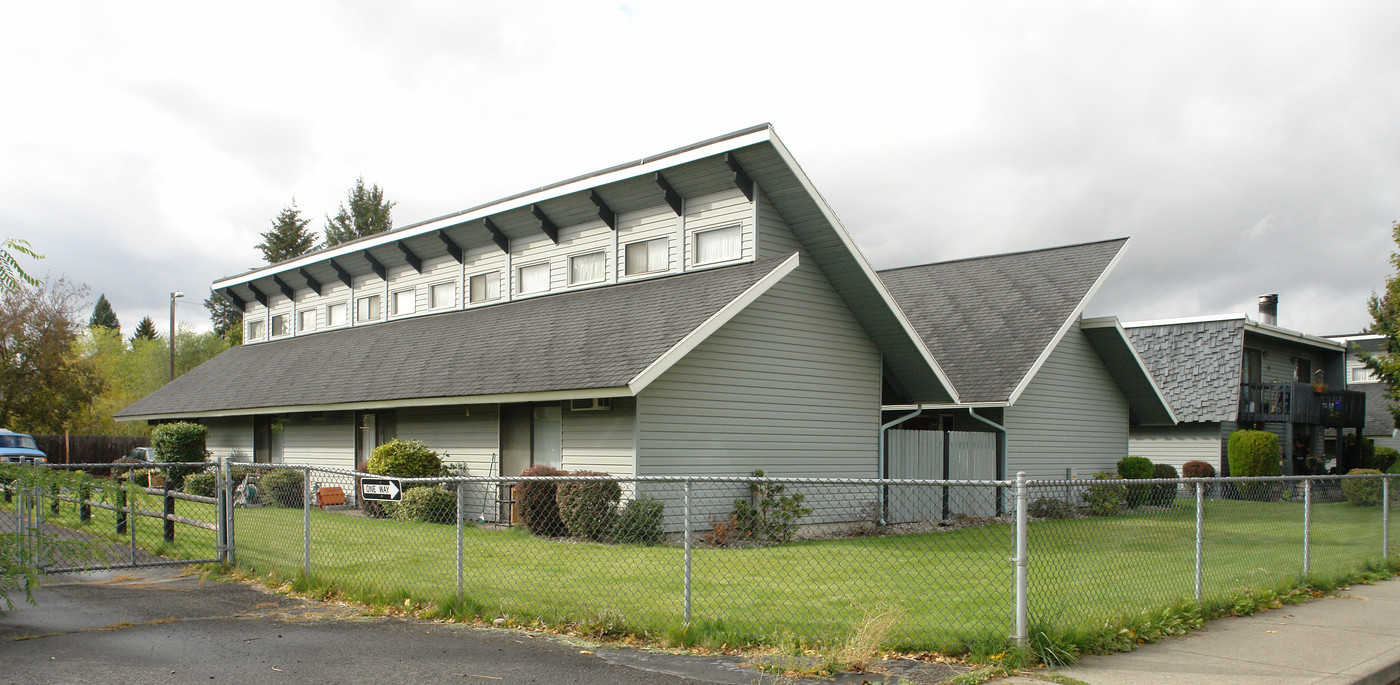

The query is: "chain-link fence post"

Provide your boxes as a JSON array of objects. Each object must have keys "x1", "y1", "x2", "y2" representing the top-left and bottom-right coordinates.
[
  {"x1": 1383, "y1": 477, "x2": 1390, "y2": 559},
  {"x1": 15, "y1": 480, "x2": 26, "y2": 562},
  {"x1": 128, "y1": 468, "x2": 137, "y2": 565},
  {"x1": 456, "y1": 481, "x2": 465, "y2": 603},
  {"x1": 683, "y1": 479, "x2": 692, "y2": 625},
  {"x1": 1195, "y1": 482, "x2": 1204, "y2": 604},
  {"x1": 225, "y1": 459, "x2": 236, "y2": 566},
  {"x1": 303, "y1": 466, "x2": 312, "y2": 578},
  {"x1": 1302, "y1": 479, "x2": 1312, "y2": 577},
  {"x1": 32, "y1": 481, "x2": 42, "y2": 567},
  {"x1": 1013, "y1": 471, "x2": 1028, "y2": 648},
  {"x1": 215, "y1": 457, "x2": 226, "y2": 564}
]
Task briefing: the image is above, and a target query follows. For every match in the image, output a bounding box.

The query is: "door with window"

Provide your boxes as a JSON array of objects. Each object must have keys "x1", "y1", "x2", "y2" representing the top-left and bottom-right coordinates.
[
  {"x1": 1242, "y1": 348, "x2": 1264, "y2": 415},
  {"x1": 354, "y1": 410, "x2": 396, "y2": 468},
  {"x1": 498, "y1": 402, "x2": 563, "y2": 522}
]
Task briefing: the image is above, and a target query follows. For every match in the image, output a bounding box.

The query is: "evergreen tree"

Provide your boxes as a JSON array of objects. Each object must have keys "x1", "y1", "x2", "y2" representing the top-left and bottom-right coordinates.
[
  {"x1": 202, "y1": 290, "x2": 243, "y2": 344},
  {"x1": 256, "y1": 201, "x2": 318, "y2": 264},
  {"x1": 1364, "y1": 220, "x2": 1400, "y2": 429},
  {"x1": 131, "y1": 315, "x2": 159, "y2": 343},
  {"x1": 324, "y1": 177, "x2": 395, "y2": 247},
  {"x1": 88, "y1": 293, "x2": 120, "y2": 331}
]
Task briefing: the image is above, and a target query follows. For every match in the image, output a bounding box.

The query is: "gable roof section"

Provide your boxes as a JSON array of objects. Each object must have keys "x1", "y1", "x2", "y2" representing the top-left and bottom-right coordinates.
[
  {"x1": 877, "y1": 238, "x2": 1128, "y2": 404},
  {"x1": 1080, "y1": 317, "x2": 1177, "y2": 426},
  {"x1": 117, "y1": 256, "x2": 796, "y2": 421},
  {"x1": 1122, "y1": 318, "x2": 1246, "y2": 423}
]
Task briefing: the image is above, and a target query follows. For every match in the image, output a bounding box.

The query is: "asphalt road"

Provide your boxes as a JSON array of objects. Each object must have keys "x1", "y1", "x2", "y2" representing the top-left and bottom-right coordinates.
[{"x1": 0, "y1": 568, "x2": 931, "y2": 684}]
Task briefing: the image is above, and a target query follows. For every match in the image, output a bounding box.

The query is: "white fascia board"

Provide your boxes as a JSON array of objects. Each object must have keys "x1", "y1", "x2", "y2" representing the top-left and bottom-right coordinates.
[
  {"x1": 1243, "y1": 322, "x2": 1346, "y2": 351},
  {"x1": 1081, "y1": 315, "x2": 1179, "y2": 425},
  {"x1": 881, "y1": 402, "x2": 1009, "y2": 411},
  {"x1": 627, "y1": 253, "x2": 800, "y2": 394},
  {"x1": 764, "y1": 133, "x2": 961, "y2": 403},
  {"x1": 1005, "y1": 240, "x2": 1129, "y2": 407},
  {"x1": 1120, "y1": 313, "x2": 1249, "y2": 328},
  {"x1": 1330, "y1": 333, "x2": 1383, "y2": 343},
  {"x1": 114, "y1": 386, "x2": 633, "y2": 422},
  {"x1": 213, "y1": 129, "x2": 775, "y2": 290}
]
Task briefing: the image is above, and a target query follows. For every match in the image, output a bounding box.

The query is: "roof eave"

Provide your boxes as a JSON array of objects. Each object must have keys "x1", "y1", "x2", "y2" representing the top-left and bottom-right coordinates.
[{"x1": 1081, "y1": 316, "x2": 1178, "y2": 425}]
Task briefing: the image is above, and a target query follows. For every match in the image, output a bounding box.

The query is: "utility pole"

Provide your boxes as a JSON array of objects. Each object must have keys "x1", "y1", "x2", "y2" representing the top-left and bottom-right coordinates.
[{"x1": 169, "y1": 290, "x2": 184, "y2": 381}]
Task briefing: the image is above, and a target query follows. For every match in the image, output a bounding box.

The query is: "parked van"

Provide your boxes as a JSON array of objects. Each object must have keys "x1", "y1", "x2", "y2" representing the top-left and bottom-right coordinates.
[{"x1": 0, "y1": 429, "x2": 47, "y2": 465}]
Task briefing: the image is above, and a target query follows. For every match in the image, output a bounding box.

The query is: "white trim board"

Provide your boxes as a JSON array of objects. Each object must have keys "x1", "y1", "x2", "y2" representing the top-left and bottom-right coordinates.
[{"x1": 1081, "y1": 315, "x2": 1179, "y2": 425}]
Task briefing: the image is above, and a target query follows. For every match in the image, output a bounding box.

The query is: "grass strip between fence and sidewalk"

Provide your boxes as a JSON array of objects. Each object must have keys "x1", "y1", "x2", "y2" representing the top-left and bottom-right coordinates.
[{"x1": 6, "y1": 482, "x2": 1398, "y2": 664}]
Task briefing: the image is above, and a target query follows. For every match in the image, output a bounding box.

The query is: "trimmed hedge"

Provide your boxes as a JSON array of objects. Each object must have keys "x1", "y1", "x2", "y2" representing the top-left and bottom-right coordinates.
[
  {"x1": 1342, "y1": 468, "x2": 1384, "y2": 506},
  {"x1": 614, "y1": 497, "x2": 665, "y2": 545},
  {"x1": 150, "y1": 422, "x2": 209, "y2": 489},
  {"x1": 1150, "y1": 463, "x2": 1179, "y2": 506},
  {"x1": 182, "y1": 471, "x2": 218, "y2": 498},
  {"x1": 556, "y1": 471, "x2": 621, "y2": 541},
  {"x1": 261, "y1": 468, "x2": 304, "y2": 508},
  {"x1": 393, "y1": 486, "x2": 457, "y2": 524},
  {"x1": 1182, "y1": 460, "x2": 1216, "y2": 479},
  {"x1": 1228, "y1": 430, "x2": 1281, "y2": 477},
  {"x1": 517, "y1": 465, "x2": 567, "y2": 535},
  {"x1": 1117, "y1": 456, "x2": 1154, "y2": 507},
  {"x1": 367, "y1": 439, "x2": 443, "y2": 479},
  {"x1": 1371, "y1": 446, "x2": 1399, "y2": 473}
]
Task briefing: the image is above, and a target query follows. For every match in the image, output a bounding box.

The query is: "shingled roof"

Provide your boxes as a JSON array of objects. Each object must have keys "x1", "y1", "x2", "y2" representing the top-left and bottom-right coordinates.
[
  {"x1": 1122, "y1": 319, "x2": 1245, "y2": 423},
  {"x1": 877, "y1": 239, "x2": 1127, "y2": 404},
  {"x1": 117, "y1": 256, "x2": 793, "y2": 420}
]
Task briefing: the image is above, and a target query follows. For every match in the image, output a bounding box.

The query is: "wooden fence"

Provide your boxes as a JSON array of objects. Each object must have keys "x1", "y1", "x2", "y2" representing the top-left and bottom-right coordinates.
[{"x1": 32, "y1": 434, "x2": 149, "y2": 464}]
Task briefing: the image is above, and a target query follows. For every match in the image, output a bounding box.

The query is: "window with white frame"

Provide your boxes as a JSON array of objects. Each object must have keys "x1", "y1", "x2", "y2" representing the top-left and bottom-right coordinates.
[
  {"x1": 356, "y1": 294, "x2": 381, "y2": 322},
  {"x1": 694, "y1": 224, "x2": 742, "y2": 265},
  {"x1": 327, "y1": 302, "x2": 348, "y2": 327},
  {"x1": 298, "y1": 310, "x2": 315, "y2": 333},
  {"x1": 516, "y1": 262, "x2": 550, "y2": 294},
  {"x1": 470, "y1": 271, "x2": 501, "y2": 303},
  {"x1": 390, "y1": 289, "x2": 416, "y2": 316},
  {"x1": 246, "y1": 319, "x2": 265, "y2": 340},
  {"x1": 271, "y1": 314, "x2": 289, "y2": 337},
  {"x1": 624, "y1": 238, "x2": 669, "y2": 276},
  {"x1": 430, "y1": 281, "x2": 456, "y2": 309},
  {"x1": 568, "y1": 251, "x2": 605, "y2": 286},
  {"x1": 1352, "y1": 366, "x2": 1376, "y2": 382}
]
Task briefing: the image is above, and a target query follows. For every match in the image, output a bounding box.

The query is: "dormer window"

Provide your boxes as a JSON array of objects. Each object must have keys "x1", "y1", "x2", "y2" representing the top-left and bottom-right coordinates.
[
  {"x1": 298, "y1": 310, "x2": 315, "y2": 333},
  {"x1": 391, "y1": 289, "x2": 415, "y2": 316},
  {"x1": 246, "y1": 319, "x2": 265, "y2": 341},
  {"x1": 271, "y1": 314, "x2": 289, "y2": 337},
  {"x1": 356, "y1": 294, "x2": 381, "y2": 322},
  {"x1": 625, "y1": 238, "x2": 668, "y2": 276},
  {"x1": 326, "y1": 302, "x2": 348, "y2": 327},
  {"x1": 568, "y1": 252, "x2": 605, "y2": 286},
  {"x1": 695, "y1": 224, "x2": 741, "y2": 265},
  {"x1": 517, "y1": 262, "x2": 550, "y2": 295},
  {"x1": 470, "y1": 272, "x2": 501, "y2": 303}
]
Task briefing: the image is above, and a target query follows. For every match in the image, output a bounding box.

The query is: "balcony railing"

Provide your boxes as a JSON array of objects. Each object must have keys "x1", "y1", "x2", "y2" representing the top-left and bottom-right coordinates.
[{"x1": 1238, "y1": 382, "x2": 1365, "y2": 428}]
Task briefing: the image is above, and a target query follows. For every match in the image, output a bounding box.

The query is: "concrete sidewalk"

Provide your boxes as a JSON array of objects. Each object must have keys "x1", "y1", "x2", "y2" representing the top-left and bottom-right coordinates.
[{"x1": 1000, "y1": 577, "x2": 1400, "y2": 685}]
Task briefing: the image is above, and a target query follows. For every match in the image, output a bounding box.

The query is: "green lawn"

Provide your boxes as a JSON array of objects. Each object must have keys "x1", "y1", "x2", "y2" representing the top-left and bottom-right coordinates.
[{"x1": 7, "y1": 485, "x2": 1397, "y2": 653}]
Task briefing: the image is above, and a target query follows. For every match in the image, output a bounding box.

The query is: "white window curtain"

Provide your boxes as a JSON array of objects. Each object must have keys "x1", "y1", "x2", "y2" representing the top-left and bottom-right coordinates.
[
  {"x1": 625, "y1": 238, "x2": 668, "y2": 275},
  {"x1": 327, "y1": 302, "x2": 348, "y2": 326},
  {"x1": 431, "y1": 282, "x2": 455, "y2": 308},
  {"x1": 569, "y1": 252, "x2": 605, "y2": 284},
  {"x1": 471, "y1": 272, "x2": 501, "y2": 302},
  {"x1": 392, "y1": 289, "x2": 415, "y2": 316},
  {"x1": 518, "y1": 263, "x2": 550, "y2": 294},
  {"x1": 271, "y1": 314, "x2": 288, "y2": 337},
  {"x1": 247, "y1": 320, "x2": 264, "y2": 340},
  {"x1": 298, "y1": 310, "x2": 315, "y2": 332},
  {"x1": 695, "y1": 225, "x2": 741, "y2": 264},
  {"x1": 357, "y1": 295, "x2": 381, "y2": 322}
]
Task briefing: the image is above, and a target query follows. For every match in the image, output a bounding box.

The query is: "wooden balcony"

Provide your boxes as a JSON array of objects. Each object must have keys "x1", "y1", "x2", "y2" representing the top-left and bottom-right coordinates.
[{"x1": 1238, "y1": 382, "x2": 1365, "y2": 428}]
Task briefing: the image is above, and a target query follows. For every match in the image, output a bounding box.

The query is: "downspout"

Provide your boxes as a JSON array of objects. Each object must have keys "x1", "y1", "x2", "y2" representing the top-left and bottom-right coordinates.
[
  {"x1": 879, "y1": 407, "x2": 924, "y2": 525},
  {"x1": 966, "y1": 408, "x2": 1009, "y2": 516}
]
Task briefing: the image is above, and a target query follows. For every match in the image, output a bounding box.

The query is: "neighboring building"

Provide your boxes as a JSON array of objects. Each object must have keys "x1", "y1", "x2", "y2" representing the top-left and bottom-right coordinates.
[
  {"x1": 115, "y1": 125, "x2": 958, "y2": 519},
  {"x1": 1124, "y1": 298, "x2": 1365, "y2": 475},
  {"x1": 1330, "y1": 333, "x2": 1400, "y2": 452},
  {"x1": 877, "y1": 239, "x2": 1176, "y2": 482}
]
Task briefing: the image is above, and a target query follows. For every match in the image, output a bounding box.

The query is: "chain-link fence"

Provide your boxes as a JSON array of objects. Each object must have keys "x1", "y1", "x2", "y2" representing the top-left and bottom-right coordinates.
[{"x1": 6, "y1": 461, "x2": 1396, "y2": 654}]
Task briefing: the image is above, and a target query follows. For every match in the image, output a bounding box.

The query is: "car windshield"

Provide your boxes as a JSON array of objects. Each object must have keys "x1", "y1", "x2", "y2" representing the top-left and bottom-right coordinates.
[{"x1": 0, "y1": 434, "x2": 38, "y2": 450}]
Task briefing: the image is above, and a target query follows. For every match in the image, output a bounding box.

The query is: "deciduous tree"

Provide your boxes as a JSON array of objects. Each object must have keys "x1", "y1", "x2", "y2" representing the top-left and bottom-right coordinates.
[
  {"x1": 0, "y1": 280, "x2": 103, "y2": 433},
  {"x1": 1363, "y1": 219, "x2": 1400, "y2": 429},
  {"x1": 0, "y1": 238, "x2": 41, "y2": 293}
]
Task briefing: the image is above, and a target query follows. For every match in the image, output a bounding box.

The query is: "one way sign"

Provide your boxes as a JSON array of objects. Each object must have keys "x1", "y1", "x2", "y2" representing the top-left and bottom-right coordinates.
[{"x1": 361, "y1": 478, "x2": 403, "y2": 501}]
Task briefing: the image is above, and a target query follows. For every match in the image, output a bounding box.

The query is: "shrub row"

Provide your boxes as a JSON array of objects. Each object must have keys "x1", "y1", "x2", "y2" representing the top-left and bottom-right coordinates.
[{"x1": 517, "y1": 466, "x2": 665, "y2": 545}]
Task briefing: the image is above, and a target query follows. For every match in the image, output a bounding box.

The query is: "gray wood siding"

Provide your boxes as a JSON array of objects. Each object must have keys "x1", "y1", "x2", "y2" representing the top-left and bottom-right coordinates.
[
  {"x1": 1129, "y1": 423, "x2": 1223, "y2": 472},
  {"x1": 562, "y1": 397, "x2": 635, "y2": 476},
  {"x1": 637, "y1": 195, "x2": 882, "y2": 482},
  {"x1": 204, "y1": 416, "x2": 253, "y2": 460},
  {"x1": 1004, "y1": 323, "x2": 1130, "y2": 480},
  {"x1": 396, "y1": 405, "x2": 500, "y2": 477},
  {"x1": 281, "y1": 414, "x2": 355, "y2": 470}
]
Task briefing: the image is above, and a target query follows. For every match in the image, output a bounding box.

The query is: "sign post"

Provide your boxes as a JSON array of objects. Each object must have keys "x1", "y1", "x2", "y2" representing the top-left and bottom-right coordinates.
[{"x1": 361, "y1": 478, "x2": 403, "y2": 502}]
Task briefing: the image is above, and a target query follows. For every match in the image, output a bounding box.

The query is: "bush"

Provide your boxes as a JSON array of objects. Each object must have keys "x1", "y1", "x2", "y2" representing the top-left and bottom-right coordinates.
[
  {"x1": 1149, "y1": 463, "x2": 1179, "y2": 506},
  {"x1": 733, "y1": 469, "x2": 811, "y2": 543},
  {"x1": 1342, "y1": 468, "x2": 1384, "y2": 506},
  {"x1": 182, "y1": 471, "x2": 218, "y2": 498},
  {"x1": 1081, "y1": 472, "x2": 1125, "y2": 516},
  {"x1": 1229, "y1": 430, "x2": 1281, "y2": 500},
  {"x1": 393, "y1": 486, "x2": 457, "y2": 524},
  {"x1": 516, "y1": 465, "x2": 567, "y2": 535},
  {"x1": 1370, "y1": 446, "x2": 1399, "y2": 473},
  {"x1": 150, "y1": 422, "x2": 210, "y2": 489},
  {"x1": 366, "y1": 439, "x2": 443, "y2": 478},
  {"x1": 1347, "y1": 434, "x2": 1377, "y2": 470},
  {"x1": 1028, "y1": 497, "x2": 1075, "y2": 520},
  {"x1": 1117, "y1": 456, "x2": 1154, "y2": 507},
  {"x1": 555, "y1": 471, "x2": 621, "y2": 541},
  {"x1": 261, "y1": 468, "x2": 304, "y2": 508},
  {"x1": 1389, "y1": 458, "x2": 1400, "y2": 475},
  {"x1": 1181, "y1": 460, "x2": 1216, "y2": 479},
  {"x1": 614, "y1": 497, "x2": 665, "y2": 545}
]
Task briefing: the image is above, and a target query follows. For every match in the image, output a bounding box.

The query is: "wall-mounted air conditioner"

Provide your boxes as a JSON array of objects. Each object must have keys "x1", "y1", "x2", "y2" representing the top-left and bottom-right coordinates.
[{"x1": 569, "y1": 398, "x2": 612, "y2": 412}]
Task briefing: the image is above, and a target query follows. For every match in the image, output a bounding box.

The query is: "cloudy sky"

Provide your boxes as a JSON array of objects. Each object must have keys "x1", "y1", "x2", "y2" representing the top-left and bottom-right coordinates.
[{"x1": 4, "y1": 1, "x2": 1397, "y2": 337}]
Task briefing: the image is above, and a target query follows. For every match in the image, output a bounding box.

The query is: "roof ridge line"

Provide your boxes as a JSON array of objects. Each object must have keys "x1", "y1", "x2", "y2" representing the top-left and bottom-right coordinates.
[{"x1": 877, "y1": 237, "x2": 1130, "y2": 273}]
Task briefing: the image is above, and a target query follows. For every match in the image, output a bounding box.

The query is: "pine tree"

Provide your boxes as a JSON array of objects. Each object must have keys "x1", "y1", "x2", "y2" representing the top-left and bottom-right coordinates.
[
  {"x1": 256, "y1": 201, "x2": 318, "y2": 264},
  {"x1": 131, "y1": 315, "x2": 159, "y2": 343},
  {"x1": 88, "y1": 293, "x2": 120, "y2": 331},
  {"x1": 203, "y1": 290, "x2": 243, "y2": 344},
  {"x1": 324, "y1": 177, "x2": 395, "y2": 247},
  {"x1": 1364, "y1": 220, "x2": 1400, "y2": 429}
]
